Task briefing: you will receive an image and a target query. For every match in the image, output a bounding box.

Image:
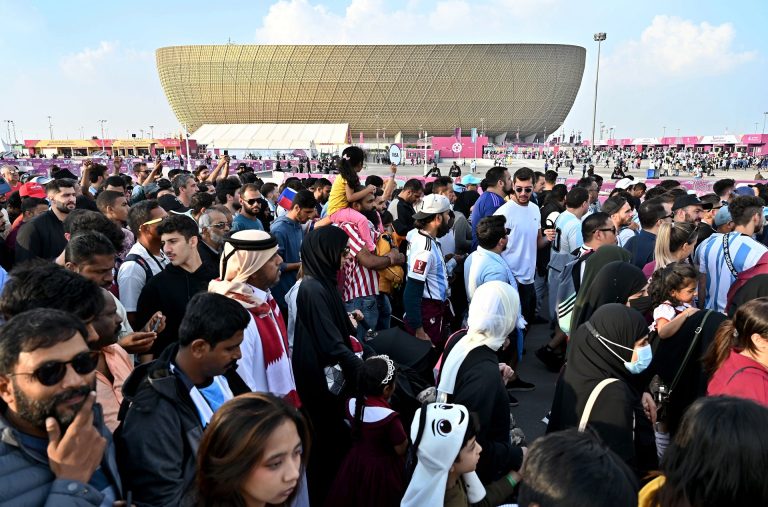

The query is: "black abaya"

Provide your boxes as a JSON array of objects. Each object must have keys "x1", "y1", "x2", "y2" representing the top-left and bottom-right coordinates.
[{"x1": 292, "y1": 227, "x2": 363, "y2": 506}]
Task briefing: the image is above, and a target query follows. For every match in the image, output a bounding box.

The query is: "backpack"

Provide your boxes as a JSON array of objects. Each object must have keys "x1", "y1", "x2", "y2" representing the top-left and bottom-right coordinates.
[
  {"x1": 120, "y1": 253, "x2": 154, "y2": 286},
  {"x1": 554, "y1": 251, "x2": 592, "y2": 335}
]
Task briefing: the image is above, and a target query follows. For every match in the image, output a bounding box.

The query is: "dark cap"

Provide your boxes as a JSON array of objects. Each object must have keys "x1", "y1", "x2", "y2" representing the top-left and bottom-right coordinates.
[
  {"x1": 672, "y1": 194, "x2": 713, "y2": 211},
  {"x1": 52, "y1": 168, "x2": 78, "y2": 180}
]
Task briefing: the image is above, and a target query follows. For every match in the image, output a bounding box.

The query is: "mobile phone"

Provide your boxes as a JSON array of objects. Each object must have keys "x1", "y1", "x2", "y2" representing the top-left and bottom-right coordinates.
[
  {"x1": 151, "y1": 318, "x2": 161, "y2": 333},
  {"x1": 224, "y1": 150, "x2": 228, "y2": 156}
]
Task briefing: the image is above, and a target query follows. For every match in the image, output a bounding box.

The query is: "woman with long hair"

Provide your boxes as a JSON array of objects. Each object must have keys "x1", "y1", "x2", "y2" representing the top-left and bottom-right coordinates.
[
  {"x1": 704, "y1": 297, "x2": 768, "y2": 406},
  {"x1": 639, "y1": 396, "x2": 768, "y2": 506},
  {"x1": 642, "y1": 222, "x2": 697, "y2": 278},
  {"x1": 195, "y1": 393, "x2": 310, "y2": 507},
  {"x1": 291, "y1": 226, "x2": 364, "y2": 505}
]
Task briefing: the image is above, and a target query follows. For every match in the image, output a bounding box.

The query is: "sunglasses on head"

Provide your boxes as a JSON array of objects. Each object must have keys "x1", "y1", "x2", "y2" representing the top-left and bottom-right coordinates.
[
  {"x1": 141, "y1": 216, "x2": 165, "y2": 227},
  {"x1": 9, "y1": 351, "x2": 99, "y2": 386},
  {"x1": 515, "y1": 187, "x2": 533, "y2": 194}
]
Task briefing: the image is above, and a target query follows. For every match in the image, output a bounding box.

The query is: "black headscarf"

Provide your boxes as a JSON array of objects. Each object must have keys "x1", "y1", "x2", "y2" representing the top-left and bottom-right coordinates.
[
  {"x1": 301, "y1": 226, "x2": 349, "y2": 288},
  {"x1": 453, "y1": 190, "x2": 479, "y2": 217},
  {"x1": 727, "y1": 274, "x2": 768, "y2": 317},
  {"x1": 571, "y1": 260, "x2": 647, "y2": 331}
]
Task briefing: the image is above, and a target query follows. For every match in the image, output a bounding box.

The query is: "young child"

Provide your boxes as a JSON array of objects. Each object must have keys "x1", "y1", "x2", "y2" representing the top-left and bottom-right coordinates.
[
  {"x1": 326, "y1": 355, "x2": 408, "y2": 507},
  {"x1": 402, "y1": 403, "x2": 519, "y2": 507},
  {"x1": 648, "y1": 262, "x2": 699, "y2": 339}
]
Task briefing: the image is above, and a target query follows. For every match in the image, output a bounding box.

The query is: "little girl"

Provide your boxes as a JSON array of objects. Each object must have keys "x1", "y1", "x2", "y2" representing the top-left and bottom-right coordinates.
[
  {"x1": 315, "y1": 145, "x2": 380, "y2": 249},
  {"x1": 402, "y1": 403, "x2": 519, "y2": 506},
  {"x1": 326, "y1": 355, "x2": 408, "y2": 507},
  {"x1": 648, "y1": 262, "x2": 699, "y2": 339}
]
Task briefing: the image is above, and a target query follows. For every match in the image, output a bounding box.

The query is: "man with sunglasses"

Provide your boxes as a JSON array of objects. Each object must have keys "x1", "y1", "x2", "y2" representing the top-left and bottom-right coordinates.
[
  {"x1": 197, "y1": 208, "x2": 230, "y2": 270},
  {"x1": 231, "y1": 183, "x2": 265, "y2": 232},
  {"x1": 117, "y1": 200, "x2": 169, "y2": 328},
  {"x1": 494, "y1": 167, "x2": 556, "y2": 392},
  {"x1": 0, "y1": 308, "x2": 123, "y2": 505}
]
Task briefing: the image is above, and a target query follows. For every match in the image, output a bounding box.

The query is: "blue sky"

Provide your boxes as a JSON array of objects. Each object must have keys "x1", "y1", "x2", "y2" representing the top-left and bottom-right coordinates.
[{"x1": 1, "y1": 0, "x2": 766, "y2": 142}]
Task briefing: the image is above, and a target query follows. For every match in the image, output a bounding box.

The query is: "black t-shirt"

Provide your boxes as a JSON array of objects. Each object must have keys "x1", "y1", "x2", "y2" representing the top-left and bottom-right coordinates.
[{"x1": 15, "y1": 210, "x2": 66, "y2": 263}]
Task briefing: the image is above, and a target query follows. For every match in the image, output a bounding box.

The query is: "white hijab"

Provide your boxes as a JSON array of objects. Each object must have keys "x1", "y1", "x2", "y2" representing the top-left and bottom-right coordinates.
[
  {"x1": 438, "y1": 281, "x2": 521, "y2": 399},
  {"x1": 401, "y1": 403, "x2": 486, "y2": 507}
]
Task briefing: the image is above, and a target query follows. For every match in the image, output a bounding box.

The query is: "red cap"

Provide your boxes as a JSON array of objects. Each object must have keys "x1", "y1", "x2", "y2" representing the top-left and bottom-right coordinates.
[{"x1": 19, "y1": 182, "x2": 46, "y2": 199}]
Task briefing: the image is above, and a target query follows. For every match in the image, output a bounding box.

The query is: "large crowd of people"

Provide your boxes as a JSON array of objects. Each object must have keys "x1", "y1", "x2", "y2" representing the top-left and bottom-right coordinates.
[{"x1": 0, "y1": 149, "x2": 767, "y2": 507}]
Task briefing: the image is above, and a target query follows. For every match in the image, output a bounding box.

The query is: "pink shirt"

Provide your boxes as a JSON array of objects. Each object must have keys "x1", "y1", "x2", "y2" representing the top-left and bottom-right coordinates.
[
  {"x1": 708, "y1": 349, "x2": 768, "y2": 407},
  {"x1": 95, "y1": 344, "x2": 134, "y2": 432}
]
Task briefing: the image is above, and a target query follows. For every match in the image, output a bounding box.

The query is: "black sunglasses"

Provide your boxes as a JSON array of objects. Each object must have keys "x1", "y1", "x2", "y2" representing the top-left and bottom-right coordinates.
[
  {"x1": 244, "y1": 198, "x2": 261, "y2": 206},
  {"x1": 515, "y1": 187, "x2": 533, "y2": 194},
  {"x1": 9, "y1": 351, "x2": 99, "y2": 386},
  {"x1": 598, "y1": 227, "x2": 617, "y2": 234}
]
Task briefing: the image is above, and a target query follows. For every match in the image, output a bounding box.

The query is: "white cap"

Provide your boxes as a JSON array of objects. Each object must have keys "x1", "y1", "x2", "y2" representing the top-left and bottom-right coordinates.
[{"x1": 413, "y1": 194, "x2": 451, "y2": 220}]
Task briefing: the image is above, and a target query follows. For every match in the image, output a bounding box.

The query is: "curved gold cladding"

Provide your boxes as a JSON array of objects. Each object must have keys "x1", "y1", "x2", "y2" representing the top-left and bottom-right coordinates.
[{"x1": 156, "y1": 44, "x2": 585, "y2": 138}]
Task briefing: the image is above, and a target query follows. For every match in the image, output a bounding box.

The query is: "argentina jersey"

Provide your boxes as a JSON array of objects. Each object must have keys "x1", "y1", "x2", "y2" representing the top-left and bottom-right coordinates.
[{"x1": 406, "y1": 229, "x2": 448, "y2": 300}]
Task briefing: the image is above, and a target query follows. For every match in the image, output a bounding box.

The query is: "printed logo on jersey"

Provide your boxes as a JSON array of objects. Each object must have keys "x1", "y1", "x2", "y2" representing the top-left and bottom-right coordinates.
[{"x1": 413, "y1": 259, "x2": 427, "y2": 275}]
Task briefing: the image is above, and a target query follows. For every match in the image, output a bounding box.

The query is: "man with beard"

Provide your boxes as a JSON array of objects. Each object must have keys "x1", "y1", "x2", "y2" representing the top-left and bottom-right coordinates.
[
  {"x1": 136, "y1": 215, "x2": 218, "y2": 360},
  {"x1": 15, "y1": 179, "x2": 77, "y2": 262},
  {"x1": 197, "y1": 208, "x2": 231, "y2": 270},
  {"x1": 270, "y1": 190, "x2": 317, "y2": 314},
  {"x1": 0, "y1": 308, "x2": 123, "y2": 505},
  {"x1": 96, "y1": 190, "x2": 134, "y2": 261},
  {"x1": 601, "y1": 195, "x2": 635, "y2": 247},
  {"x1": 91, "y1": 289, "x2": 134, "y2": 432},
  {"x1": 494, "y1": 167, "x2": 556, "y2": 392},
  {"x1": 338, "y1": 191, "x2": 405, "y2": 339},
  {"x1": 230, "y1": 183, "x2": 264, "y2": 232},
  {"x1": 672, "y1": 194, "x2": 712, "y2": 225},
  {"x1": 209, "y1": 230, "x2": 301, "y2": 405},
  {"x1": 311, "y1": 177, "x2": 332, "y2": 216},
  {"x1": 695, "y1": 195, "x2": 767, "y2": 312},
  {"x1": 116, "y1": 292, "x2": 251, "y2": 507},
  {"x1": 403, "y1": 194, "x2": 454, "y2": 347}
]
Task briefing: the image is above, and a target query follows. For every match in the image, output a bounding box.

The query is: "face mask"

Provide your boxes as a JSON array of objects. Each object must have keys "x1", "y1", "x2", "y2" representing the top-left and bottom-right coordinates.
[
  {"x1": 586, "y1": 322, "x2": 652, "y2": 375},
  {"x1": 628, "y1": 295, "x2": 653, "y2": 314}
]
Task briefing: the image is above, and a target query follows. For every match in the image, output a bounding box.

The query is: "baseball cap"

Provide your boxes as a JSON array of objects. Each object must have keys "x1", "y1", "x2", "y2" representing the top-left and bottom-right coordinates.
[
  {"x1": 672, "y1": 194, "x2": 713, "y2": 212},
  {"x1": 19, "y1": 181, "x2": 47, "y2": 199},
  {"x1": 461, "y1": 174, "x2": 481, "y2": 186},
  {"x1": 733, "y1": 186, "x2": 755, "y2": 197},
  {"x1": 714, "y1": 206, "x2": 733, "y2": 227},
  {"x1": 52, "y1": 168, "x2": 78, "y2": 180},
  {"x1": 413, "y1": 194, "x2": 451, "y2": 220}
]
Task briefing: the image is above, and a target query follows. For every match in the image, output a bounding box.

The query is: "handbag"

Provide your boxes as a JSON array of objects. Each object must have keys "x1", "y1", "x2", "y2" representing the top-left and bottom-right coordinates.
[
  {"x1": 324, "y1": 364, "x2": 345, "y2": 396},
  {"x1": 579, "y1": 378, "x2": 619, "y2": 431}
]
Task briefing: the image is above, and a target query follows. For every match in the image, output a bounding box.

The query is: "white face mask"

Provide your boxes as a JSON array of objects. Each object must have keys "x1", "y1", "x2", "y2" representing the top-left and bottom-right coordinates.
[{"x1": 586, "y1": 322, "x2": 652, "y2": 374}]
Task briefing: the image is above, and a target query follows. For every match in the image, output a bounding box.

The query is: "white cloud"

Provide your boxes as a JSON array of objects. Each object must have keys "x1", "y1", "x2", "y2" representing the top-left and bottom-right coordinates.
[
  {"x1": 59, "y1": 41, "x2": 118, "y2": 77},
  {"x1": 254, "y1": 0, "x2": 556, "y2": 44},
  {"x1": 606, "y1": 15, "x2": 756, "y2": 78}
]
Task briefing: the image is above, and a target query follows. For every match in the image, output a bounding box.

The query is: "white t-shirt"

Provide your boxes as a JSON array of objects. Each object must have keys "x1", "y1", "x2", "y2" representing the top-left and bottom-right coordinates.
[
  {"x1": 695, "y1": 232, "x2": 768, "y2": 312},
  {"x1": 494, "y1": 199, "x2": 540, "y2": 285},
  {"x1": 117, "y1": 243, "x2": 169, "y2": 312},
  {"x1": 651, "y1": 301, "x2": 691, "y2": 332}
]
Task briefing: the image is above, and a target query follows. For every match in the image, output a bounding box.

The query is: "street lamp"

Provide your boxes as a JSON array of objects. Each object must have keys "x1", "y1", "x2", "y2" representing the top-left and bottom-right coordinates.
[
  {"x1": 149, "y1": 125, "x2": 155, "y2": 138},
  {"x1": 47, "y1": 116, "x2": 54, "y2": 139},
  {"x1": 763, "y1": 112, "x2": 768, "y2": 135},
  {"x1": 590, "y1": 32, "x2": 607, "y2": 158},
  {"x1": 98, "y1": 120, "x2": 107, "y2": 151},
  {"x1": 756, "y1": 122, "x2": 760, "y2": 134},
  {"x1": 662, "y1": 126, "x2": 666, "y2": 138},
  {"x1": 3, "y1": 120, "x2": 10, "y2": 145}
]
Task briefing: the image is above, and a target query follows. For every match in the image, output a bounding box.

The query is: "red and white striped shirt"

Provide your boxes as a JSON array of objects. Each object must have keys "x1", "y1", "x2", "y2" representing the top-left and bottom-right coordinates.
[{"x1": 338, "y1": 221, "x2": 379, "y2": 302}]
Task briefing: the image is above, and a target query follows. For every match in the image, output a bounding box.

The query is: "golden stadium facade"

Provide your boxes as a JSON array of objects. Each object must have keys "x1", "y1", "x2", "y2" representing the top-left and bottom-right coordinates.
[{"x1": 156, "y1": 44, "x2": 586, "y2": 139}]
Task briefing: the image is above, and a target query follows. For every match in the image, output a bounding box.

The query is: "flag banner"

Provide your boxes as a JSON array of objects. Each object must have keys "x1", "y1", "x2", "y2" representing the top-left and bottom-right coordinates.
[
  {"x1": 471, "y1": 128, "x2": 477, "y2": 143},
  {"x1": 277, "y1": 187, "x2": 297, "y2": 210}
]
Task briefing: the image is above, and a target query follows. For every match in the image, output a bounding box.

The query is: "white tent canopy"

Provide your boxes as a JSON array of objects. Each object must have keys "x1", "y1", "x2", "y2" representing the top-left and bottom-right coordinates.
[{"x1": 192, "y1": 123, "x2": 350, "y2": 150}]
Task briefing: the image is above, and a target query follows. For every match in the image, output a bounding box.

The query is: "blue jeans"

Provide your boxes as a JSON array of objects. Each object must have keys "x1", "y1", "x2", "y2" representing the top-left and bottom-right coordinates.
[
  {"x1": 376, "y1": 293, "x2": 392, "y2": 330},
  {"x1": 344, "y1": 295, "x2": 378, "y2": 342}
]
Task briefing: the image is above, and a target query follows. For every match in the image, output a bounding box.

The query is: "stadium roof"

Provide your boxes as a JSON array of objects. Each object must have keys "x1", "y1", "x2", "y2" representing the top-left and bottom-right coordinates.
[{"x1": 191, "y1": 123, "x2": 351, "y2": 150}]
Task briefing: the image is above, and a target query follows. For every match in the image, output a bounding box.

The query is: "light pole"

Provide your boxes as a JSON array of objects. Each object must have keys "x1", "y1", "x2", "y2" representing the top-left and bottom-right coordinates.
[
  {"x1": 98, "y1": 120, "x2": 107, "y2": 151},
  {"x1": 3, "y1": 121, "x2": 10, "y2": 145},
  {"x1": 590, "y1": 32, "x2": 607, "y2": 159},
  {"x1": 10, "y1": 121, "x2": 17, "y2": 143},
  {"x1": 663, "y1": 126, "x2": 666, "y2": 139},
  {"x1": 755, "y1": 122, "x2": 760, "y2": 133},
  {"x1": 763, "y1": 112, "x2": 768, "y2": 135},
  {"x1": 47, "y1": 116, "x2": 54, "y2": 139},
  {"x1": 480, "y1": 117, "x2": 485, "y2": 137},
  {"x1": 149, "y1": 125, "x2": 154, "y2": 138}
]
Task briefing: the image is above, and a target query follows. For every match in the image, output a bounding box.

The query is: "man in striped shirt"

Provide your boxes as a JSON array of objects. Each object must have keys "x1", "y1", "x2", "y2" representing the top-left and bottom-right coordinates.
[
  {"x1": 338, "y1": 192, "x2": 405, "y2": 340},
  {"x1": 695, "y1": 195, "x2": 767, "y2": 312}
]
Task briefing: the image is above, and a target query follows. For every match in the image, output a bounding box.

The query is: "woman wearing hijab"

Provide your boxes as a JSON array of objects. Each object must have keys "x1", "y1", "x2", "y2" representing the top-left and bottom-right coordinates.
[
  {"x1": 571, "y1": 260, "x2": 649, "y2": 332},
  {"x1": 291, "y1": 226, "x2": 364, "y2": 505},
  {"x1": 452, "y1": 190, "x2": 479, "y2": 256},
  {"x1": 548, "y1": 304, "x2": 658, "y2": 478},
  {"x1": 436, "y1": 281, "x2": 525, "y2": 484}
]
